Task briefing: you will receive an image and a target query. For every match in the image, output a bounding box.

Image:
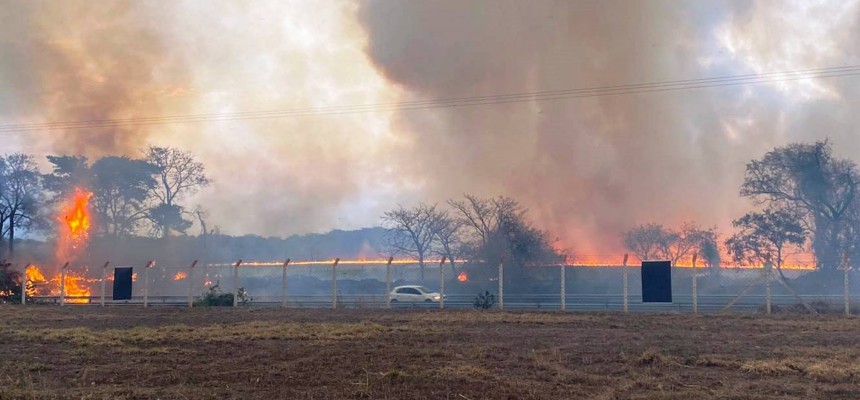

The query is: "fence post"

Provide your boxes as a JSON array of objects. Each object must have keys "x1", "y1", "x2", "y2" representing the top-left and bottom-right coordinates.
[
  {"x1": 764, "y1": 261, "x2": 772, "y2": 315},
  {"x1": 21, "y1": 263, "x2": 28, "y2": 305},
  {"x1": 332, "y1": 258, "x2": 340, "y2": 309},
  {"x1": 622, "y1": 254, "x2": 629, "y2": 313},
  {"x1": 498, "y1": 257, "x2": 504, "y2": 311},
  {"x1": 843, "y1": 253, "x2": 850, "y2": 316},
  {"x1": 692, "y1": 253, "x2": 698, "y2": 314},
  {"x1": 385, "y1": 257, "x2": 393, "y2": 308},
  {"x1": 143, "y1": 260, "x2": 154, "y2": 308},
  {"x1": 560, "y1": 256, "x2": 566, "y2": 312},
  {"x1": 439, "y1": 257, "x2": 447, "y2": 309},
  {"x1": 232, "y1": 260, "x2": 242, "y2": 307},
  {"x1": 187, "y1": 260, "x2": 197, "y2": 308},
  {"x1": 60, "y1": 262, "x2": 68, "y2": 306},
  {"x1": 101, "y1": 261, "x2": 110, "y2": 307},
  {"x1": 282, "y1": 259, "x2": 290, "y2": 308}
]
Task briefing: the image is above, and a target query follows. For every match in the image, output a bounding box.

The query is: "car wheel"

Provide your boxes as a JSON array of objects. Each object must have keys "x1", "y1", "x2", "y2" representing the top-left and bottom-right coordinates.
[{"x1": 424, "y1": 299, "x2": 433, "y2": 303}]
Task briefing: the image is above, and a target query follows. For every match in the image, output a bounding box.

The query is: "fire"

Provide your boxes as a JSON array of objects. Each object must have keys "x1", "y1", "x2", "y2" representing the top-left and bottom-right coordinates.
[
  {"x1": 457, "y1": 271, "x2": 469, "y2": 282},
  {"x1": 25, "y1": 265, "x2": 48, "y2": 297},
  {"x1": 54, "y1": 272, "x2": 92, "y2": 304},
  {"x1": 173, "y1": 271, "x2": 188, "y2": 281},
  {"x1": 56, "y1": 188, "x2": 93, "y2": 261}
]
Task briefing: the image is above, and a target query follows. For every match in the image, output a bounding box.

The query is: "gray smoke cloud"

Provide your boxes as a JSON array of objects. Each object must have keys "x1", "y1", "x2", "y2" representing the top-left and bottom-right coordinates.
[
  {"x1": 1, "y1": 0, "x2": 858, "y2": 251},
  {"x1": 358, "y1": 0, "x2": 860, "y2": 253}
]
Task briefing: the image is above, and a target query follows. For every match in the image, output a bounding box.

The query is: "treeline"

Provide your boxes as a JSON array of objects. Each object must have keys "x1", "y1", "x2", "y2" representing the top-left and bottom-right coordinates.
[
  {"x1": 624, "y1": 140, "x2": 859, "y2": 274},
  {"x1": 0, "y1": 147, "x2": 209, "y2": 259}
]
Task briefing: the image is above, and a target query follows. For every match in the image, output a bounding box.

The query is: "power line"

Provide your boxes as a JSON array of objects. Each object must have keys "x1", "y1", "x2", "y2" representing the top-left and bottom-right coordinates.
[{"x1": 2, "y1": 65, "x2": 858, "y2": 133}]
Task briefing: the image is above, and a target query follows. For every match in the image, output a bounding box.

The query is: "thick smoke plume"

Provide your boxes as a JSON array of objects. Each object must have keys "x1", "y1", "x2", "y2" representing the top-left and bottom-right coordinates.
[
  {"x1": 1, "y1": 1, "x2": 858, "y2": 251},
  {"x1": 358, "y1": 0, "x2": 860, "y2": 252}
]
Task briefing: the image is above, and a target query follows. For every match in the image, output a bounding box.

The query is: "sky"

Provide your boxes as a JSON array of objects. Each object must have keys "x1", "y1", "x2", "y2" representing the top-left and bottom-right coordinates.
[{"x1": 1, "y1": 0, "x2": 859, "y2": 253}]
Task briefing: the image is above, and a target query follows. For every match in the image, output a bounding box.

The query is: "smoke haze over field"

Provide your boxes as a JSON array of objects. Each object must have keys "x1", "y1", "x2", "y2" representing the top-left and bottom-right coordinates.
[{"x1": 2, "y1": 1, "x2": 859, "y2": 252}]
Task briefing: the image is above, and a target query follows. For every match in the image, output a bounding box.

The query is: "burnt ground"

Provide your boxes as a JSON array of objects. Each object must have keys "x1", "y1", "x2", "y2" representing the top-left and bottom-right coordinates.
[{"x1": 0, "y1": 306, "x2": 859, "y2": 399}]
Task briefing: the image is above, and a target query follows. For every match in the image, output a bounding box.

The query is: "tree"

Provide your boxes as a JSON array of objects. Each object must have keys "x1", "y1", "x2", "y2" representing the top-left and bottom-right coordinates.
[
  {"x1": 43, "y1": 155, "x2": 91, "y2": 199},
  {"x1": 448, "y1": 194, "x2": 523, "y2": 247},
  {"x1": 145, "y1": 147, "x2": 210, "y2": 238},
  {"x1": 622, "y1": 223, "x2": 673, "y2": 261},
  {"x1": 382, "y1": 203, "x2": 438, "y2": 281},
  {"x1": 90, "y1": 157, "x2": 158, "y2": 237},
  {"x1": 725, "y1": 207, "x2": 807, "y2": 281},
  {"x1": 448, "y1": 194, "x2": 561, "y2": 272},
  {"x1": 0, "y1": 154, "x2": 42, "y2": 258},
  {"x1": 428, "y1": 209, "x2": 464, "y2": 274},
  {"x1": 662, "y1": 222, "x2": 719, "y2": 267},
  {"x1": 740, "y1": 140, "x2": 859, "y2": 270}
]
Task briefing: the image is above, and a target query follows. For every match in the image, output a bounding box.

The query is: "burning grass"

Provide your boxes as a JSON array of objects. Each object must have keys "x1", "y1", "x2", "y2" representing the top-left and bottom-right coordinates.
[{"x1": 1, "y1": 307, "x2": 859, "y2": 399}]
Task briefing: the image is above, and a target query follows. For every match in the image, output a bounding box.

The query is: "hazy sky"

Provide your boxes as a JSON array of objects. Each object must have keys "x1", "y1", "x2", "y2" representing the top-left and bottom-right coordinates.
[{"x1": 1, "y1": 0, "x2": 858, "y2": 253}]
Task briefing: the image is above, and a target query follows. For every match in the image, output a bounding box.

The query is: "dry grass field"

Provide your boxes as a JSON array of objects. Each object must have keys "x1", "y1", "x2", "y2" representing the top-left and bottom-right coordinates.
[{"x1": 1, "y1": 306, "x2": 859, "y2": 399}]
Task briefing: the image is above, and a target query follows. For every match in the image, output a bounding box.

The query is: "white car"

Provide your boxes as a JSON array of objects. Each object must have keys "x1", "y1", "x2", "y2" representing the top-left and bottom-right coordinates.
[{"x1": 389, "y1": 285, "x2": 444, "y2": 304}]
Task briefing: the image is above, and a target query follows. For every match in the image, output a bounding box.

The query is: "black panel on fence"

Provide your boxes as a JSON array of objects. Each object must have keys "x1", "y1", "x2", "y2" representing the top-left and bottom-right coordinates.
[
  {"x1": 641, "y1": 261, "x2": 672, "y2": 303},
  {"x1": 113, "y1": 267, "x2": 133, "y2": 301}
]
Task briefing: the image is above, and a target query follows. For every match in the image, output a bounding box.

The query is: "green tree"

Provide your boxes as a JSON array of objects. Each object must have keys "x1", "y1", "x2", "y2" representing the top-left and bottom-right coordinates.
[
  {"x1": 740, "y1": 140, "x2": 859, "y2": 270},
  {"x1": 91, "y1": 157, "x2": 158, "y2": 237},
  {"x1": 725, "y1": 207, "x2": 807, "y2": 280}
]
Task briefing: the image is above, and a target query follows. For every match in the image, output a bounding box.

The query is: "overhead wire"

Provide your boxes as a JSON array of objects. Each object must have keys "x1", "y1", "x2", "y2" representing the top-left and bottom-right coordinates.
[{"x1": 1, "y1": 65, "x2": 858, "y2": 133}]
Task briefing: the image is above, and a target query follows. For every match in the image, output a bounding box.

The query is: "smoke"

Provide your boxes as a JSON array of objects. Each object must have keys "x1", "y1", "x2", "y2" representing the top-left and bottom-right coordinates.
[
  {"x1": 2, "y1": 1, "x2": 859, "y2": 250},
  {"x1": 0, "y1": 1, "x2": 192, "y2": 157},
  {"x1": 357, "y1": 0, "x2": 860, "y2": 252}
]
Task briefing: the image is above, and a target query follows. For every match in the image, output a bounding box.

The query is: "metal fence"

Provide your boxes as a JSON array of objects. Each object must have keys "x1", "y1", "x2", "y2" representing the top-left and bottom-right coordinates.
[{"x1": 15, "y1": 257, "x2": 860, "y2": 315}]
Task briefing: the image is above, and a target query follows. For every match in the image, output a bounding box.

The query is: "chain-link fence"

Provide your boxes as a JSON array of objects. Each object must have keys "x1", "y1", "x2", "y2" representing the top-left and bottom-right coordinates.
[{"x1": 16, "y1": 257, "x2": 860, "y2": 314}]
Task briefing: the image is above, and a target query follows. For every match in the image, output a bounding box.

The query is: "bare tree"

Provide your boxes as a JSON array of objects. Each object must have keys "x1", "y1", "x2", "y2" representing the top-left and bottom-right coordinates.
[
  {"x1": 429, "y1": 209, "x2": 464, "y2": 274},
  {"x1": 382, "y1": 203, "x2": 438, "y2": 281},
  {"x1": 0, "y1": 154, "x2": 42, "y2": 258},
  {"x1": 145, "y1": 146, "x2": 210, "y2": 238},
  {"x1": 622, "y1": 223, "x2": 672, "y2": 261},
  {"x1": 448, "y1": 194, "x2": 525, "y2": 247},
  {"x1": 725, "y1": 207, "x2": 807, "y2": 281}
]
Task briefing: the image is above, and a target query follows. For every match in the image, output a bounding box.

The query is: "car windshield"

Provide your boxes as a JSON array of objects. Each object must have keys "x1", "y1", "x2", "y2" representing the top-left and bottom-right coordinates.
[{"x1": 415, "y1": 286, "x2": 431, "y2": 293}]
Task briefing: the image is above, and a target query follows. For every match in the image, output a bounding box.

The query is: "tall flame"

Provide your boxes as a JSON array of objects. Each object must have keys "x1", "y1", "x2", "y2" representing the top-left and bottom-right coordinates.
[{"x1": 56, "y1": 188, "x2": 93, "y2": 261}]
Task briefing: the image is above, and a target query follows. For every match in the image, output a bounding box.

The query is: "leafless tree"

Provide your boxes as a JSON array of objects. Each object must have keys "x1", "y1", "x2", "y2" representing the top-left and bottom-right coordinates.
[
  {"x1": 0, "y1": 154, "x2": 42, "y2": 258},
  {"x1": 429, "y1": 209, "x2": 464, "y2": 274},
  {"x1": 622, "y1": 223, "x2": 673, "y2": 261},
  {"x1": 382, "y1": 203, "x2": 438, "y2": 281},
  {"x1": 448, "y1": 194, "x2": 525, "y2": 246}
]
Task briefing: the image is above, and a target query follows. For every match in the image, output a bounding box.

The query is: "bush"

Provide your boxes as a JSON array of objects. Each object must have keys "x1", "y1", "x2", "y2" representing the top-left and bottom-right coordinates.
[
  {"x1": 193, "y1": 284, "x2": 250, "y2": 307},
  {"x1": 0, "y1": 260, "x2": 23, "y2": 304},
  {"x1": 473, "y1": 291, "x2": 496, "y2": 310}
]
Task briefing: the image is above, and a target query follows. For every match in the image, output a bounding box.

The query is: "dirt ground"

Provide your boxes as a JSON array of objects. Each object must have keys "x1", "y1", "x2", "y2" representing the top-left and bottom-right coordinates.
[{"x1": 0, "y1": 306, "x2": 859, "y2": 399}]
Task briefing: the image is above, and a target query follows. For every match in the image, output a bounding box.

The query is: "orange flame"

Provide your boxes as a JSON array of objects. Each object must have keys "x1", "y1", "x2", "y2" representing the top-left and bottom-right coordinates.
[
  {"x1": 56, "y1": 188, "x2": 93, "y2": 261},
  {"x1": 43, "y1": 270, "x2": 92, "y2": 304},
  {"x1": 457, "y1": 271, "x2": 469, "y2": 282},
  {"x1": 25, "y1": 265, "x2": 48, "y2": 297},
  {"x1": 173, "y1": 271, "x2": 187, "y2": 281}
]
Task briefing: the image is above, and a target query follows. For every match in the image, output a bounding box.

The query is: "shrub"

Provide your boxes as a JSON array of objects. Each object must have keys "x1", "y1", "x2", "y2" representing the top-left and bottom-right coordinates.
[
  {"x1": 473, "y1": 291, "x2": 496, "y2": 310},
  {"x1": 193, "y1": 283, "x2": 250, "y2": 307}
]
